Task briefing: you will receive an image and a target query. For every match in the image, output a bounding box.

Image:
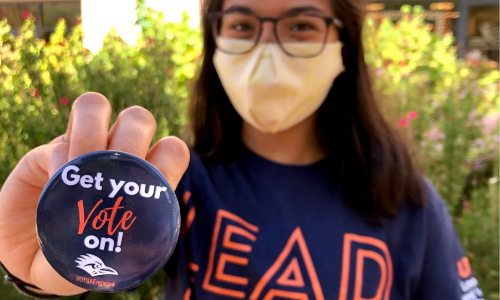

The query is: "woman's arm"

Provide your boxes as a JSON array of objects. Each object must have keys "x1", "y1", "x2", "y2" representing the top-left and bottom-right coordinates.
[{"x1": 414, "y1": 180, "x2": 483, "y2": 300}]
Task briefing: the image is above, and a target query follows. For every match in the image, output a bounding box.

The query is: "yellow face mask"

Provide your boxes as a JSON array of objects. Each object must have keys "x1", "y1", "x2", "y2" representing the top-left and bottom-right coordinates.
[{"x1": 214, "y1": 38, "x2": 345, "y2": 134}]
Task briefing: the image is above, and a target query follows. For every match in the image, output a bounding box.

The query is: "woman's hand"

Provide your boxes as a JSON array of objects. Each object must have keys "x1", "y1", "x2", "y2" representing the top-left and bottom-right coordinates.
[{"x1": 0, "y1": 92, "x2": 190, "y2": 296}]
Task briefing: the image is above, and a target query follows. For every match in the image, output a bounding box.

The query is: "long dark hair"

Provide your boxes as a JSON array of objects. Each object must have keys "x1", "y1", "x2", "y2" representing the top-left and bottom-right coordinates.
[{"x1": 189, "y1": 0, "x2": 425, "y2": 221}]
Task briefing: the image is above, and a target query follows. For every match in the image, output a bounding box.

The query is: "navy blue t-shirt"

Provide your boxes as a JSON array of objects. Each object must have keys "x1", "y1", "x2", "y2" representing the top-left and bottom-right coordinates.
[{"x1": 164, "y1": 149, "x2": 483, "y2": 300}]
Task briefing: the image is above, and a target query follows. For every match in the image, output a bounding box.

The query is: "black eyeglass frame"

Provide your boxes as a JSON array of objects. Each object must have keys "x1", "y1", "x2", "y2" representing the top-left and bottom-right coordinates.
[{"x1": 208, "y1": 10, "x2": 344, "y2": 58}]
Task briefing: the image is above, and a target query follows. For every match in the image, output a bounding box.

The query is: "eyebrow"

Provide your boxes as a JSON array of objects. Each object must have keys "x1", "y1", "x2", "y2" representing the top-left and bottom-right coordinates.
[
  {"x1": 224, "y1": 5, "x2": 326, "y2": 17},
  {"x1": 282, "y1": 6, "x2": 325, "y2": 17},
  {"x1": 225, "y1": 5, "x2": 254, "y2": 15}
]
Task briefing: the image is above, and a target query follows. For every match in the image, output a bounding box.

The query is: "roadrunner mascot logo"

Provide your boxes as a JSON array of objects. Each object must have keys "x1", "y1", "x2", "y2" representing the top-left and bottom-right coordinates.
[{"x1": 75, "y1": 253, "x2": 118, "y2": 277}]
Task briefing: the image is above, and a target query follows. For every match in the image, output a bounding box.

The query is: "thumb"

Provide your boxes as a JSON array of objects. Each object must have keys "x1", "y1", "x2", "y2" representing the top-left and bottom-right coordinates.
[{"x1": 145, "y1": 136, "x2": 190, "y2": 191}]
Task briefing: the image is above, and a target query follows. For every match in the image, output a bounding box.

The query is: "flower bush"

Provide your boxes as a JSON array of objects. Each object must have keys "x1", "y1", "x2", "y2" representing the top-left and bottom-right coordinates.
[
  {"x1": 0, "y1": 3, "x2": 498, "y2": 300},
  {"x1": 364, "y1": 5, "x2": 499, "y2": 299},
  {"x1": 0, "y1": 1, "x2": 200, "y2": 298},
  {"x1": 0, "y1": 0, "x2": 202, "y2": 187}
]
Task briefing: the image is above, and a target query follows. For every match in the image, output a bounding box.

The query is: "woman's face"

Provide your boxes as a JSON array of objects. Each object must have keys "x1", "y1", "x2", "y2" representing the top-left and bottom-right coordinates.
[{"x1": 220, "y1": 0, "x2": 339, "y2": 45}]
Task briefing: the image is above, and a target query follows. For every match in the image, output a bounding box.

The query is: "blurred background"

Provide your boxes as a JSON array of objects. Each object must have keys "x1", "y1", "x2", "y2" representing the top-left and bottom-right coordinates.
[{"x1": 0, "y1": 0, "x2": 498, "y2": 299}]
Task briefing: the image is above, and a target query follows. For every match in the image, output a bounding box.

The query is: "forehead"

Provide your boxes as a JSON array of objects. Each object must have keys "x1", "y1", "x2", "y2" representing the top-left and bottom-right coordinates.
[{"x1": 221, "y1": 0, "x2": 335, "y2": 17}]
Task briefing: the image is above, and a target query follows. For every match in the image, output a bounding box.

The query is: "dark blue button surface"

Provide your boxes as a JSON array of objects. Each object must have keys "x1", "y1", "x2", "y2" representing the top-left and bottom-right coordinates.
[{"x1": 36, "y1": 151, "x2": 180, "y2": 292}]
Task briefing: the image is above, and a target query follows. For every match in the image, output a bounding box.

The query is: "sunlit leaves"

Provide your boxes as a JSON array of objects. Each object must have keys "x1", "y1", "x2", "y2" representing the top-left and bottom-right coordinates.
[{"x1": 365, "y1": 6, "x2": 499, "y2": 299}]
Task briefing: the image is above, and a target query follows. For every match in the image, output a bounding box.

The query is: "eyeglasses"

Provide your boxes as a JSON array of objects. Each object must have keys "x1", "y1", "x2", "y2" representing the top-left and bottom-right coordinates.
[{"x1": 208, "y1": 8, "x2": 344, "y2": 58}]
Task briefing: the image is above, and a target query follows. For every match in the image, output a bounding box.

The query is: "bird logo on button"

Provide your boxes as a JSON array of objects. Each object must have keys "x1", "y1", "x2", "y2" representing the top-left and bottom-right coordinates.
[{"x1": 75, "y1": 253, "x2": 118, "y2": 277}]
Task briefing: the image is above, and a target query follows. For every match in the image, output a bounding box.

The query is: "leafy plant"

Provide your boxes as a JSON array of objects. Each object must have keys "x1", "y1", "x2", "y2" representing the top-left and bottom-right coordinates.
[
  {"x1": 0, "y1": 1, "x2": 200, "y2": 299},
  {"x1": 364, "y1": 5, "x2": 499, "y2": 299},
  {"x1": 0, "y1": 3, "x2": 498, "y2": 300}
]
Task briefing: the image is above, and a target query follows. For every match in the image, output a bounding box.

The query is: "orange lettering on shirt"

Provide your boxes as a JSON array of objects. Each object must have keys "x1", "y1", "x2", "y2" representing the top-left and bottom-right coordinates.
[
  {"x1": 223, "y1": 224, "x2": 257, "y2": 252},
  {"x1": 338, "y1": 234, "x2": 393, "y2": 300},
  {"x1": 457, "y1": 257, "x2": 472, "y2": 279},
  {"x1": 250, "y1": 227, "x2": 324, "y2": 300},
  {"x1": 182, "y1": 191, "x2": 196, "y2": 236},
  {"x1": 263, "y1": 290, "x2": 309, "y2": 300},
  {"x1": 183, "y1": 287, "x2": 191, "y2": 300},
  {"x1": 276, "y1": 258, "x2": 305, "y2": 288},
  {"x1": 189, "y1": 262, "x2": 199, "y2": 273},
  {"x1": 215, "y1": 253, "x2": 249, "y2": 286},
  {"x1": 202, "y1": 209, "x2": 259, "y2": 299},
  {"x1": 354, "y1": 249, "x2": 387, "y2": 300}
]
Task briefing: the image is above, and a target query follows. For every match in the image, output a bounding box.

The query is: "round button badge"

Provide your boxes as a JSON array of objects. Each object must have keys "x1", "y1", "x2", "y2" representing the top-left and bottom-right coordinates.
[{"x1": 36, "y1": 151, "x2": 180, "y2": 292}]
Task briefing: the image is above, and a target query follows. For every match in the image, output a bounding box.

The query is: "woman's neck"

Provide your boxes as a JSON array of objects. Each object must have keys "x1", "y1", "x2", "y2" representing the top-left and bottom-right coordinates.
[{"x1": 241, "y1": 113, "x2": 328, "y2": 165}]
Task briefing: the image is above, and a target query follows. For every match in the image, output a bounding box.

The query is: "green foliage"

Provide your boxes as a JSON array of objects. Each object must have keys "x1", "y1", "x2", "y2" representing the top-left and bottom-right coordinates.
[
  {"x1": 0, "y1": 3, "x2": 498, "y2": 300},
  {"x1": 0, "y1": 1, "x2": 201, "y2": 186},
  {"x1": 0, "y1": 1, "x2": 200, "y2": 299},
  {"x1": 364, "y1": 5, "x2": 499, "y2": 300}
]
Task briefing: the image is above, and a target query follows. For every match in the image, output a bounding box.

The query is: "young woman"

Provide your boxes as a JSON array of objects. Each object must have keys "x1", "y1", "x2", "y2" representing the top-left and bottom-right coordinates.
[{"x1": 0, "y1": 0, "x2": 483, "y2": 299}]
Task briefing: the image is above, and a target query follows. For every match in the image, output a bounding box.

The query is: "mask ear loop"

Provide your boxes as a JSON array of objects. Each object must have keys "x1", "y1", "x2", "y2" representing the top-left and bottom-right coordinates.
[
  {"x1": 335, "y1": 19, "x2": 350, "y2": 67},
  {"x1": 333, "y1": 18, "x2": 344, "y2": 29}
]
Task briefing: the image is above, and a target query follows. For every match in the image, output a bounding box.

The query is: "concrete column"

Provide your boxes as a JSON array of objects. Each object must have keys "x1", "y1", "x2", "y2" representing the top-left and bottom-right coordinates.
[{"x1": 457, "y1": 0, "x2": 469, "y2": 58}]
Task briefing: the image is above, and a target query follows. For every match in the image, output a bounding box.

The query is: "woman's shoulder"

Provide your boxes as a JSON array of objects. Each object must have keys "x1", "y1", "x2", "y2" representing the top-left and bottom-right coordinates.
[
  {"x1": 176, "y1": 148, "x2": 223, "y2": 192},
  {"x1": 183, "y1": 148, "x2": 216, "y2": 175},
  {"x1": 178, "y1": 148, "x2": 203, "y2": 179},
  {"x1": 388, "y1": 175, "x2": 455, "y2": 239},
  {"x1": 420, "y1": 177, "x2": 452, "y2": 223}
]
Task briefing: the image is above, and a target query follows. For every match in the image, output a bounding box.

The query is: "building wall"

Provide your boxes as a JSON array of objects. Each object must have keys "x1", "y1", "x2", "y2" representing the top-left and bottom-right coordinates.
[
  {"x1": 0, "y1": 0, "x2": 199, "y2": 53},
  {"x1": 464, "y1": 4, "x2": 499, "y2": 61},
  {"x1": 367, "y1": 0, "x2": 499, "y2": 61},
  {"x1": 0, "y1": 0, "x2": 80, "y2": 38},
  {"x1": 1, "y1": 0, "x2": 497, "y2": 61}
]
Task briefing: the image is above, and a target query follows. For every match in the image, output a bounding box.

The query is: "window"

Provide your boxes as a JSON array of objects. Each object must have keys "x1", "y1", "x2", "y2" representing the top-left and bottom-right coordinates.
[
  {"x1": 42, "y1": 2, "x2": 80, "y2": 27},
  {"x1": 466, "y1": 5, "x2": 499, "y2": 62},
  {"x1": 365, "y1": 1, "x2": 460, "y2": 36},
  {"x1": 0, "y1": 1, "x2": 81, "y2": 39}
]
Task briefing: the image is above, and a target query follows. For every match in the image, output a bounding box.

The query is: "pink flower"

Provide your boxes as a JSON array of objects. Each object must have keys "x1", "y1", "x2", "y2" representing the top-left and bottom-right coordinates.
[
  {"x1": 423, "y1": 128, "x2": 444, "y2": 141},
  {"x1": 474, "y1": 138, "x2": 485, "y2": 147},
  {"x1": 408, "y1": 111, "x2": 418, "y2": 119},
  {"x1": 21, "y1": 11, "x2": 31, "y2": 20},
  {"x1": 459, "y1": 90, "x2": 467, "y2": 99},
  {"x1": 61, "y1": 96, "x2": 69, "y2": 106},
  {"x1": 399, "y1": 117, "x2": 409, "y2": 128},
  {"x1": 31, "y1": 89, "x2": 39, "y2": 97},
  {"x1": 463, "y1": 201, "x2": 470, "y2": 209},
  {"x1": 481, "y1": 113, "x2": 499, "y2": 135},
  {"x1": 75, "y1": 19, "x2": 82, "y2": 25},
  {"x1": 376, "y1": 68, "x2": 383, "y2": 77},
  {"x1": 468, "y1": 110, "x2": 477, "y2": 122}
]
